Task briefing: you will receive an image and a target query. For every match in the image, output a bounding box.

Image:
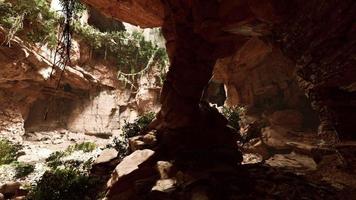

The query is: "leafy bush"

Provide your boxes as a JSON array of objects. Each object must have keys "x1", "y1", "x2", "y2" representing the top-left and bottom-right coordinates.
[
  {"x1": 122, "y1": 112, "x2": 155, "y2": 138},
  {"x1": 222, "y1": 106, "x2": 246, "y2": 131},
  {"x1": 72, "y1": 142, "x2": 96, "y2": 153},
  {"x1": 28, "y1": 168, "x2": 99, "y2": 200},
  {"x1": 0, "y1": 0, "x2": 169, "y2": 88},
  {"x1": 106, "y1": 136, "x2": 129, "y2": 159},
  {"x1": 0, "y1": 139, "x2": 22, "y2": 165},
  {"x1": 13, "y1": 162, "x2": 35, "y2": 178},
  {"x1": 45, "y1": 151, "x2": 67, "y2": 169},
  {"x1": 45, "y1": 142, "x2": 96, "y2": 169},
  {"x1": 0, "y1": 0, "x2": 59, "y2": 47}
]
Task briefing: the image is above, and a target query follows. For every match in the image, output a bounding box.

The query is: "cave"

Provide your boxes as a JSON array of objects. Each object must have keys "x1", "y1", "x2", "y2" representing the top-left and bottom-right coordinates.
[{"x1": 0, "y1": 0, "x2": 355, "y2": 199}]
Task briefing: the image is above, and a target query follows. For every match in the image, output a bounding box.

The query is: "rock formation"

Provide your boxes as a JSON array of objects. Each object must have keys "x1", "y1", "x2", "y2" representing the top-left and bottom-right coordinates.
[
  {"x1": 0, "y1": 25, "x2": 162, "y2": 141},
  {"x1": 78, "y1": 0, "x2": 356, "y2": 198},
  {"x1": 82, "y1": 0, "x2": 356, "y2": 140}
]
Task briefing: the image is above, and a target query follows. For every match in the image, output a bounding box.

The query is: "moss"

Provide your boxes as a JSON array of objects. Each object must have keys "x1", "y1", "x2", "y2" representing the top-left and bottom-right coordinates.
[
  {"x1": 13, "y1": 162, "x2": 35, "y2": 178},
  {"x1": 0, "y1": 139, "x2": 22, "y2": 165}
]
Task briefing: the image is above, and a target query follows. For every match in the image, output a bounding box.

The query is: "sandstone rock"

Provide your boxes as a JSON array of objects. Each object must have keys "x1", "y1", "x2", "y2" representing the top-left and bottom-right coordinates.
[
  {"x1": 242, "y1": 139, "x2": 271, "y2": 160},
  {"x1": 94, "y1": 148, "x2": 118, "y2": 165},
  {"x1": 13, "y1": 196, "x2": 26, "y2": 200},
  {"x1": 107, "y1": 149, "x2": 154, "y2": 188},
  {"x1": 0, "y1": 181, "x2": 21, "y2": 196},
  {"x1": 129, "y1": 132, "x2": 158, "y2": 152},
  {"x1": 268, "y1": 109, "x2": 303, "y2": 130},
  {"x1": 106, "y1": 150, "x2": 158, "y2": 199},
  {"x1": 128, "y1": 136, "x2": 146, "y2": 152},
  {"x1": 156, "y1": 161, "x2": 174, "y2": 179},
  {"x1": 242, "y1": 153, "x2": 263, "y2": 165},
  {"x1": 142, "y1": 132, "x2": 157, "y2": 146},
  {"x1": 82, "y1": 0, "x2": 164, "y2": 27},
  {"x1": 151, "y1": 179, "x2": 176, "y2": 192},
  {"x1": 261, "y1": 126, "x2": 292, "y2": 150},
  {"x1": 265, "y1": 152, "x2": 317, "y2": 172}
]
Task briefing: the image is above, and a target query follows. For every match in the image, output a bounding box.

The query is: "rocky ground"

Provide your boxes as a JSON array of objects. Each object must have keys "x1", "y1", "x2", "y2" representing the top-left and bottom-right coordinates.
[
  {"x1": 0, "y1": 130, "x2": 114, "y2": 198},
  {"x1": 1, "y1": 107, "x2": 356, "y2": 200}
]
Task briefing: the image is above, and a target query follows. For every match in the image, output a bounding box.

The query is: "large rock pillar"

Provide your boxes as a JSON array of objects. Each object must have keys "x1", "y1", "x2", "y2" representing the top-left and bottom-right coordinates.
[{"x1": 154, "y1": 0, "x2": 241, "y2": 163}]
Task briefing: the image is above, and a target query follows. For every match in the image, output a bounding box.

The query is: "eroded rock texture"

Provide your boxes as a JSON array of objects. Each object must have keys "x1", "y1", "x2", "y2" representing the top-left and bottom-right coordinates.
[
  {"x1": 275, "y1": 0, "x2": 356, "y2": 140},
  {"x1": 0, "y1": 26, "x2": 161, "y2": 139},
  {"x1": 83, "y1": 0, "x2": 355, "y2": 140}
]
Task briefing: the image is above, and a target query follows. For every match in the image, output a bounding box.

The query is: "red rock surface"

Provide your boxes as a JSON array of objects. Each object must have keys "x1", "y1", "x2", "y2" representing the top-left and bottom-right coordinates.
[{"x1": 82, "y1": 0, "x2": 356, "y2": 140}]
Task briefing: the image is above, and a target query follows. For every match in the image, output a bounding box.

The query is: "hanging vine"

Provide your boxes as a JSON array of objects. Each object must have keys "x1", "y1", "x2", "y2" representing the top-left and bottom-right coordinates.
[
  {"x1": 0, "y1": 0, "x2": 169, "y2": 91},
  {"x1": 44, "y1": 0, "x2": 76, "y2": 120}
]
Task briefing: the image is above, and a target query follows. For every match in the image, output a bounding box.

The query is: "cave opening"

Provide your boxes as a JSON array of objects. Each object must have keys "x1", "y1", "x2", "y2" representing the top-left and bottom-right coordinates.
[{"x1": 0, "y1": 0, "x2": 355, "y2": 199}]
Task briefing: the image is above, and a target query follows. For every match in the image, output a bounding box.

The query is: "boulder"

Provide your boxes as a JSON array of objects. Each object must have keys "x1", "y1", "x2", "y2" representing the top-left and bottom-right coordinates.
[
  {"x1": 0, "y1": 181, "x2": 21, "y2": 197},
  {"x1": 265, "y1": 152, "x2": 317, "y2": 172},
  {"x1": 151, "y1": 179, "x2": 176, "y2": 192},
  {"x1": 156, "y1": 161, "x2": 174, "y2": 179},
  {"x1": 268, "y1": 109, "x2": 303, "y2": 130},
  {"x1": 261, "y1": 126, "x2": 292, "y2": 150},
  {"x1": 94, "y1": 148, "x2": 118, "y2": 165},
  {"x1": 107, "y1": 149, "x2": 156, "y2": 198}
]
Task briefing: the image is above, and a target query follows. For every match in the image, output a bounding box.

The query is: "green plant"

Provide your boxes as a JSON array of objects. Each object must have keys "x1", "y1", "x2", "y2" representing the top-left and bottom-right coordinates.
[
  {"x1": 222, "y1": 106, "x2": 246, "y2": 131},
  {"x1": 72, "y1": 142, "x2": 96, "y2": 153},
  {"x1": 45, "y1": 151, "x2": 67, "y2": 169},
  {"x1": 0, "y1": 0, "x2": 59, "y2": 47},
  {"x1": 106, "y1": 136, "x2": 129, "y2": 159},
  {"x1": 45, "y1": 142, "x2": 96, "y2": 169},
  {"x1": 0, "y1": 139, "x2": 22, "y2": 165},
  {"x1": 13, "y1": 162, "x2": 35, "y2": 178},
  {"x1": 28, "y1": 168, "x2": 99, "y2": 200},
  {"x1": 122, "y1": 112, "x2": 155, "y2": 138},
  {"x1": 0, "y1": 0, "x2": 169, "y2": 87}
]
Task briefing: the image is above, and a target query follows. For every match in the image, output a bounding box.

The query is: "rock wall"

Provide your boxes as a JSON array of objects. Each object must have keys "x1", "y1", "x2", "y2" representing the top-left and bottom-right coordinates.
[
  {"x1": 0, "y1": 25, "x2": 162, "y2": 139},
  {"x1": 81, "y1": 0, "x2": 356, "y2": 141},
  {"x1": 213, "y1": 37, "x2": 319, "y2": 131}
]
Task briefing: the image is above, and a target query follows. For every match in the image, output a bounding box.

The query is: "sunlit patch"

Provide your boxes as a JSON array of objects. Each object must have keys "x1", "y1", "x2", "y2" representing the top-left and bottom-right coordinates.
[{"x1": 38, "y1": 67, "x2": 53, "y2": 80}]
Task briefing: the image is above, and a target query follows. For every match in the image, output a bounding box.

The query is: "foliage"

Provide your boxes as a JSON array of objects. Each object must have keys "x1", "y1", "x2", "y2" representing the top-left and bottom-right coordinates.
[
  {"x1": 28, "y1": 168, "x2": 99, "y2": 200},
  {"x1": 0, "y1": 0, "x2": 59, "y2": 47},
  {"x1": 72, "y1": 142, "x2": 96, "y2": 153},
  {"x1": 0, "y1": 139, "x2": 22, "y2": 165},
  {"x1": 222, "y1": 106, "x2": 246, "y2": 131},
  {"x1": 106, "y1": 136, "x2": 129, "y2": 159},
  {"x1": 0, "y1": 0, "x2": 169, "y2": 87},
  {"x1": 13, "y1": 162, "x2": 35, "y2": 178},
  {"x1": 58, "y1": 0, "x2": 86, "y2": 18},
  {"x1": 74, "y1": 23, "x2": 169, "y2": 88},
  {"x1": 45, "y1": 151, "x2": 67, "y2": 169},
  {"x1": 45, "y1": 142, "x2": 96, "y2": 169},
  {"x1": 122, "y1": 112, "x2": 155, "y2": 138}
]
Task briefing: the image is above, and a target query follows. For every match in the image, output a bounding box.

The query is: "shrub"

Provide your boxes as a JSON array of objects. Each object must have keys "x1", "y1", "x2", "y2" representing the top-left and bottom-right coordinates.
[
  {"x1": 122, "y1": 112, "x2": 155, "y2": 138},
  {"x1": 222, "y1": 106, "x2": 245, "y2": 131},
  {"x1": 0, "y1": 139, "x2": 22, "y2": 165},
  {"x1": 28, "y1": 168, "x2": 99, "y2": 200},
  {"x1": 13, "y1": 162, "x2": 35, "y2": 178},
  {"x1": 45, "y1": 142, "x2": 96, "y2": 169},
  {"x1": 72, "y1": 142, "x2": 96, "y2": 153},
  {"x1": 106, "y1": 136, "x2": 129, "y2": 159},
  {"x1": 45, "y1": 151, "x2": 67, "y2": 169}
]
